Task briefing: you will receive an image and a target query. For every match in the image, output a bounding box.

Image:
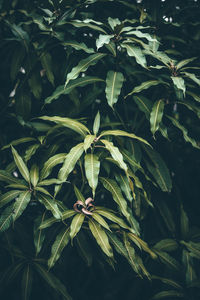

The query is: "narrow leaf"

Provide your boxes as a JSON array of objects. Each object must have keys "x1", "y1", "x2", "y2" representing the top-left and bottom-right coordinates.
[
  {"x1": 13, "y1": 190, "x2": 31, "y2": 221},
  {"x1": 70, "y1": 213, "x2": 85, "y2": 240},
  {"x1": 93, "y1": 111, "x2": 100, "y2": 135},
  {"x1": 84, "y1": 154, "x2": 100, "y2": 197},
  {"x1": 30, "y1": 164, "x2": 39, "y2": 187},
  {"x1": 121, "y1": 43, "x2": 147, "y2": 68},
  {"x1": 150, "y1": 99, "x2": 165, "y2": 135},
  {"x1": 0, "y1": 190, "x2": 21, "y2": 209},
  {"x1": 38, "y1": 194, "x2": 61, "y2": 219},
  {"x1": 126, "y1": 80, "x2": 162, "y2": 98},
  {"x1": 11, "y1": 146, "x2": 30, "y2": 183},
  {"x1": 88, "y1": 219, "x2": 113, "y2": 257},
  {"x1": 84, "y1": 135, "x2": 95, "y2": 152},
  {"x1": 21, "y1": 264, "x2": 33, "y2": 300},
  {"x1": 65, "y1": 53, "x2": 106, "y2": 86},
  {"x1": 40, "y1": 153, "x2": 67, "y2": 180},
  {"x1": 171, "y1": 76, "x2": 186, "y2": 96},
  {"x1": 62, "y1": 41, "x2": 94, "y2": 53}
]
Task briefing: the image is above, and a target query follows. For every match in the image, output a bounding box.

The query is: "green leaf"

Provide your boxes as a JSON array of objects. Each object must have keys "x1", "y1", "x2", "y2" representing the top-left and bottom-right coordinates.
[
  {"x1": 96, "y1": 34, "x2": 114, "y2": 50},
  {"x1": 152, "y1": 276, "x2": 183, "y2": 290},
  {"x1": 0, "y1": 206, "x2": 14, "y2": 233},
  {"x1": 35, "y1": 186, "x2": 53, "y2": 197},
  {"x1": 182, "y1": 71, "x2": 200, "y2": 86},
  {"x1": 171, "y1": 76, "x2": 186, "y2": 96},
  {"x1": 176, "y1": 57, "x2": 197, "y2": 70},
  {"x1": 186, "y1": 91, "x2": 200, "y2": 103},
  {"x1": 62, "y1": 41, "x2": 95, "y2": 53},
  {"x1": 21, "y1": 264, "x2": 33, "y2": 300},
  {"x1": 70, "y1": 213, "x2": 85, "y2": 240},
  {"x1": 100, "y1": 177, "x2": 139, "y2": 234},
  {"x1": 40, "y1": 153, "x2": 67, "y2": 180},
  {"x1": 105, "y1": 41, "x2": 116, "y2": 56},
  {"x1": 180, "y1": 204, "x2": 189, "y2": 240},
  {"x1": 181, "y1": 241, "x2": 200, "y2": 260},
  {"x1": 39, "y1": 217, "x2": 59, "y2": 230},
  {"x1": 126, "y1": 80, "x2": 162, "y2": 98},
  {"x1": 182, "y1": 249, "x2": 197, "y2": 285},
  {"x1": 65, "y1": 53, "x2": 106, "y2": 86},
  {"x1": 34, "y1": 212, "x2": 46, "y2": 255},
  {"x1": 28, "y1": 71, "x2": 42, "y2": 99},
  {"x1": 105, "y1": 71, "x2": 124, "y2": 108},
  {"x1": 92, "y1": 212, "x2": 111, "y2": 231},
  {"x1": 62, "y1": 210, "x2": 77, "y2": 221},
  {"x1": 0, "y1": 190, "x2": 21, "y2": 209},
  {"x1": 128, "y1": 233, "x2": 157, "y2": 258},
  {"x1": 108, "y1": 17, "x2": 121, "y2": 30},
  {"x1": 38, "y1": 194, "x2": 61, "y2": 219},
  {"x1": 2, "y1": 137, "x2": 36, "y2": 150},
  {"x1": 107, "y1": 231, "x2": 129, "y2": 258},
  {"x1": 38, "y1": 179, "x2": 62, "y2": 186},
  {"x1": 10, "y1": 44, "x2": 25, "y2": 81},
  {"x1": 133, "y1": 95, "x2": 152, "y2": 119},
  {"x1": 101, "y1": 140, "x2": 128, "y2": 174},
  {"x1": 155, "y1": 250, "x2": 180, "y2": 271},
  {"x1": 0, "y1": 170, "x2": 25, "y2": 185},
  {"x1": 150, "y1": 99, "x2": 165, "y2": 135},
  {"x1": 58, "y1": 143, "x2": 84, "y2": 182},
  {"x1": 75, "y1": 232, "x2": 93, "y2": 266},
  {"x1": 11, "y1": 146, "x2": 30, "y2": 183},
  {"x1": 115, "y1": 173, "x2": 133, "y2": 202},
  {"x1": 167, "y1": 116, "x2": 200, "y2": 149},
  {"x1": 88, "y1": 219, "x2": 113, "y2": 258},
  {"x1": 24, "y1": 144, "x2": 40, "y2": 162},
  {"x1": 93, "y1": 111, "x2": 100, "y2": 135},
  {"x1": 125, "y1": 30, "x2": 158, "y2": 42},
  {"x1": 13, "y1": 190, "x2": 31, "y2": 221},
  {"x1": 99, "y1": 130, "x2": 150, "y2": 146},
  {"x1": 84, "y1": 134, "x2": 95, "y2": 152},
  {"x1": 45, "y1": 76, "x2": 104, "y2": 105},
  {"x1": 41, "y1": 52, "x2": 54, "y2": 85},
  {"x1": 73, "y1": 185, "x2": 85, "y2": 204},
  {"x1": 152, "y1": 290, "x2": 184, "y2": 299},
  {"x1": 121, "y1": 43, "x2": 147, "y2": 68},
  {"x1": 15, "y1": 90, "x2": 31, "y2": 121},
  {"x1": 67, "y1": 19, "x2": 107, "y2": 34},
  {"x1": 143, "y1": 145, "x2": 172, "y2": 192},
  {"x1": 48, "y1": 227, "x2": 70, "y2": 269},
  {"x1": 40, "y1": 116, "x2": 90, "y2": 137},
  {"x1": 95, "y1": 208, "x2": 133, "y2": 232},
  {"x1": 34, "y1": 263, "x2": 72, "y2": 299},
  {"x1": 30, "y1": 164, "x2": 39, "y2": 187},
  {"x1": 153, "y1": 239, "x2": 178, "y2": 252},
  {"x1": 84, "y1": 154, "x2": 100, "y2": 197}
]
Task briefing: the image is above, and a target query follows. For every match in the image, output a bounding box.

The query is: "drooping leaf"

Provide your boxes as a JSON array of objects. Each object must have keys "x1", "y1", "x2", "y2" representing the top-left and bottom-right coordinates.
[
  {"x1": 0, "y1": 206, "x2": 14, "y2": 233},
  {"x1": 11, "y1": 146, "x2": 30, "y2": 183},
  {"x1": 38, "y1": 194, "x2": 61, "y2": 219},
  {"x1": 182, "y1": 71, "x2": 200, "y2": 86},
  {"x1": 40, "y1": 153, "x2": 67, "y2": 180},
  {"x1": 142, "y1": 145, "x2": 172, "y2": 192},
  {"x1": 152, "y1": 290, "x2": 184, "y2": 299},
  {"x1": 70, "y1": 213, "x2": 85, "y2": 240},
  {"x1": 105, "y1": 71, "x2": 124, "y2": 108},
  {"x1": 88, "y1": 219, "x2": 113, "y2": 258},
  {"x1": 171, "y1": 76, "x2": 186, "y2": 96},
  {"x1": 0, "y1": 170, "x2": 25, "y2": 185},
  {"x1": 128, "y1": 233, "x2": 157, "y2": 258},
  {"x1": 92, "y1": 212, "x2": 111, "y2": 231},
  {"x1": 21, "y1": 264, "x2": 33, "y2": 300},
  {"x1": 101, "y1": 140, "x2": 128, "y2": 174},
  {"x1": 121, "y1": 43, "x2": 147, "y2": 68},
  {"x1": 133, "y1": 95, "x2": 152, "y2": 119},
  {"x1": 182, "y1": 249, "x2": 197, "y2": 286},
  {"x1": 150, "y1": 99, "x2": 165, "y2": 135},
  {"x1": 48, "y1": 227, "x2": 70, "y2": 269},
  {"x1": 45, "y1": 76, "x2": 104, "y2": 105},
  {"x1": 126, "y1": 80, "x2": 162, "y2": 98},
  {"x1": 99, "y1": 130, "x2": 150, "y2": 146},
  {"x1": 153, "y1": 239, "x2": 179, "y2": 252},
  {"x1": 115, "y1": 173, "x2": 133, "y2": 202},
  {"x1": 0, "y1": 190, "x2": 21, "y2": 209},
  {"x1": 62, "y1": 41, "x2": 95, "y2": 53},
  {"x1": 65, "y1": 53, "x2": 106, "y2": 86},
  {"x1": 39, "y1": 116, "x2": 90, "y2": 137},
  {"x1": 155, "y1": 250, "x2": 180, "y2": 271},
  {"x1": 73, "y1": 185, "x2": 85, "y2": 204},
  {"x1": 100, "y1": 177, "x2": 140, "y2": 234},
  {"x1": 176, "y1": 57, "x2": 197, "y2": 70},
  {"x1": 34, "y1": 263, "x2": 72, "y2": 299},
  {"x1": 2, "y1": 137, "x2": 36, "y2": 150},
  {"x1": 125, "y1": 30, "x2": 158, "y2": 42},
  {"x1": 40, "y1": 52, "x2": 54, "y2": 85},
  {"x1": 84, "y1": 154, "x2": 100, "y2": 197},
  {"x1": 34, "y1": 212, "x2": 47, "y2": 255},
  {"x1": 58, "y1": 143, "x2": 84, "y2": 182},
  {"x1": 13, "y1": 190, "x2": 31, "y2": 221},
  {"x1": 167, "y1": 116, "x2": 200, "y2": 149}
]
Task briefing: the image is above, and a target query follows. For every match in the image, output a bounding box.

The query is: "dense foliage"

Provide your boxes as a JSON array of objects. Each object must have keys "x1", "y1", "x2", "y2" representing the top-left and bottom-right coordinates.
[{"x1": 0, "y1": 0, "x2": 200, "y2": 299}]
